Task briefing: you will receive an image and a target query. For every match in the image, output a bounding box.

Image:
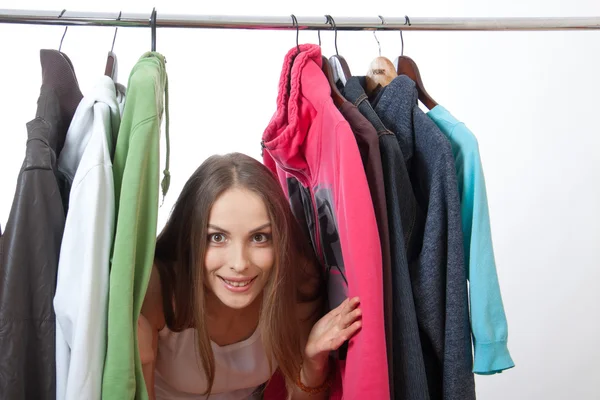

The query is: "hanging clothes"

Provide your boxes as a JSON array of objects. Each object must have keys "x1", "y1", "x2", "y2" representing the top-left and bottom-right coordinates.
[
  {"x1": 343, "y1": 76, "x2": 430, "y2": 400},
  {"x1": 262, "y1": 44, "x2": 389, "y2": 400},
  {"x1": 101, "y1": 52, "x2": 170, "y2": 400},
  {"x1": 337, "y1": 101, "x2": 395, "y2": 396},
  {"x1": 427, "y1": 105, "x2": 515, "y2": 375},
  {"x1": 373, "y1": 75, "x2": 475, "y2": 400},
  {"x1": 0, "y1": 49, "x2": 82, "y2": 400},
  {"x1": 54, "y1": 75, "x2": 126, "y2": 400}
]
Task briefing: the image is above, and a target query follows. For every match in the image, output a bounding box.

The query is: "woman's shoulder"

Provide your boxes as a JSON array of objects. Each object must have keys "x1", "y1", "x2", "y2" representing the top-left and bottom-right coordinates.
[{"x1": 141, "y1": 262, "x2": 166, "y2": 331}]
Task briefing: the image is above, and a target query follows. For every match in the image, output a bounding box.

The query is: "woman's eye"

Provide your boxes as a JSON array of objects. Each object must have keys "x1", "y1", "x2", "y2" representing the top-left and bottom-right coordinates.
[
  {"x1": 209, "y1": 233, "x2": 225, "y2": 243},
  {"x1": 252, "y1": 233, "x2": 270, "y2": 243}
]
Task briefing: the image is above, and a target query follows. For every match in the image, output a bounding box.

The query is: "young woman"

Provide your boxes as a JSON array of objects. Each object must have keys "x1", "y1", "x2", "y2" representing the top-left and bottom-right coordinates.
[{"x1": 138, "y1": 153, "x2": 362, "y2": 399}]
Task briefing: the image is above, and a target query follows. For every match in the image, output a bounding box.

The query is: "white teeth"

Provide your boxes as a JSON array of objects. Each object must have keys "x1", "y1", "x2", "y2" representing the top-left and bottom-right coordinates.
[{"x1": 223, "y1": 279, "x2": 252, "y2": 287}]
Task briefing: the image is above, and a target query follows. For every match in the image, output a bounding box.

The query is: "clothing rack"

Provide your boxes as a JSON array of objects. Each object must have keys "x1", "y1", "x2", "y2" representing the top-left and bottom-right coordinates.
[{"x1": 1, "y1": 9, "x2": 600, "y2": 31}]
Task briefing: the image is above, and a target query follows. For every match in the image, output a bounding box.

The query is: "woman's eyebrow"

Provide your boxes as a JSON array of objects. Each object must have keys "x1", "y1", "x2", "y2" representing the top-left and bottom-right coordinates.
[
  {"x1": 208, "y1": 224, "x2": 230, "y2": 234},
  {"x1": 249, "y1": 223, "x2": 271, "y2": 233}
]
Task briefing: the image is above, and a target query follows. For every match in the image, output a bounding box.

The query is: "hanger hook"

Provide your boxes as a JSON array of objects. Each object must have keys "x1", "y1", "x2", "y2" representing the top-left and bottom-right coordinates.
[
  {"x1": 150, "y1": 8, "x2": 157, "y2": 52},
  {"x1": 111, "y1": 11, "x2": 122, "y2": 53},
  {"x1": 400, "y1": 15, "x2": 411, "y2": 56},
  {"x1": 373, "y1": 31, "x2": 382, "y2": 57},
  {"x1": 290, "y1": 14, "x2": 300, "y2": 53},
  {"x1": 325, "y1": 15, "x2": 339, "y2": 56},
  {"x1": 316, "y1": 15, "x2": 329, "y2": 47},
  {"x1": 373, "y1": 15, "x2": 386, "y2": 57},
  {"x1": 317, "y1": 27, "x2": 321, "y2": 47},
  {"x1": 400, "y1": 31, "x2": 404, "y2": 56},
  {"x1": 58, "y1": 9, "x2": 68, "y2": 52}
]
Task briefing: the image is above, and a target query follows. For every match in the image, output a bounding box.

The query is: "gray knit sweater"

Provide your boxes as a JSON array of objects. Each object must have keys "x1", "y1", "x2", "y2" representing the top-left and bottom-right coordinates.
[{"x1": 373, "y1": 76, "x2": 476, "y2": 400}]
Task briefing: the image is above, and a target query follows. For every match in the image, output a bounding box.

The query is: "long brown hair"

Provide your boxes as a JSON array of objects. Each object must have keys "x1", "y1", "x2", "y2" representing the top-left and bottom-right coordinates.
[{"x1": 155, "y1": 153, "x2": 322, "y2": 395}]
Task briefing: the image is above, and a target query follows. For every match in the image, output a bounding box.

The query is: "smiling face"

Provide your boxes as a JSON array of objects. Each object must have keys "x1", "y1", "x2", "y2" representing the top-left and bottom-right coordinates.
[
  {"x1": 155, "y1": 153, "x2": 319, "y2": 392},
  {"x1": 204, "y1": 187, "x2": 275, "y2": 310}
]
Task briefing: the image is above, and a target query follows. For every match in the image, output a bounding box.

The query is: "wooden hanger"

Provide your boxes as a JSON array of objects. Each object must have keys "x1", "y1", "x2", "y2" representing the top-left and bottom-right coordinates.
[
  {"x1": 395, "y1": 55, "x2": 438, "y2": 110},
  {"x1": 365, "y1": 30, "x2": 397, "y2": 95},
  {"x1": 394, "y1": 27, "x2": 438, "y2": 110},
  {"x1": 366, "y1": 56, "x2": 397, "y2": 94},
  {"x1": 322, "y1": 56, "x2": 347, "y2": 108}
]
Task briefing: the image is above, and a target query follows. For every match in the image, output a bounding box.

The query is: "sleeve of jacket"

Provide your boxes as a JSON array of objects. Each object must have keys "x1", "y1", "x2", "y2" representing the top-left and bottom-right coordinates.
[
  {"x1": 333, "y1": 121, "x2": 390, "y2": 400},
  {"x1": 54, "y1": 163, "x2": 114, "y2": 400},
  {"x1": 439, "y1": 135, "x2": 475, "y2": 400},
  {"x1": 0, "y1": 117, "x2": 65, "y2": 400},
  {"x1": 416, "y1": 114, "x2": 475, "y2": 400},
  {"x1": 454, "y1": 126, "x2": 514, "y2": 374},
  {"x1": 101, "y1": 74, "x2": 162, "y2": 400}
]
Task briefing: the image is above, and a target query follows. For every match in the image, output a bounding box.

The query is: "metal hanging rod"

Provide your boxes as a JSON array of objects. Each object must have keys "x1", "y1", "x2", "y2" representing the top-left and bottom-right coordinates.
[{"x1": 1, "y1": 9, "x2": 600, "y2": 31}]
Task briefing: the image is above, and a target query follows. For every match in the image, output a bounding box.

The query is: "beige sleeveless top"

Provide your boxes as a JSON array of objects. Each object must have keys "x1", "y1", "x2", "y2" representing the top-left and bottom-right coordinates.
[{"x1": 154, "y1": 325, "x2": 276, "y2": 400}]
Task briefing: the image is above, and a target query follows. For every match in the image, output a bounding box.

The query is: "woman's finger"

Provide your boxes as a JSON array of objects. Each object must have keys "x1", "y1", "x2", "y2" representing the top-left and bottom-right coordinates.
[
  {"x1": 340, "y1": 297, "x2": 360, "y2": 319},
  {"x1": 328, "y1": 320, "x2": 362, "y2": 351},
  {"x1": 324, "y1": 298, "x2": 349, "y2": 322},
  {"x1": 323, "y1": 299, "x2": 348, "y2": 324},
  {"x1": 329, "y1": 331, "x2": 351, "y2": 351},
  {"x1": 342, "y1": 297, "x2": 360, "y2": 313},
  {"x1": 341, "y1": 320, "x2": 362, "y2": 339},
  {"x1": 334, "y1": 297, "x2": 351, "y2": 313},
  {"x1": 340, "y1": 307, "x2": 362, "y2": 328}
]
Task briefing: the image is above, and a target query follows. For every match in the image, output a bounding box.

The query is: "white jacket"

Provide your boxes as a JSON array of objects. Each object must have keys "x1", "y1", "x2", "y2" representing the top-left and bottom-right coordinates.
[{"x1": 54, "y1": 76, "x2": 125, "y2": 400}]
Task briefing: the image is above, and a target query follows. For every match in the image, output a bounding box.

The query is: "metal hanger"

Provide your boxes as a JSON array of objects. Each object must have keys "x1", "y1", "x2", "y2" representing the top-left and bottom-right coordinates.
[
  {"x1": 104, "y1": 11, "x2": 121, "y2": 80},
  {"x1": 326, "y1": 15, "x2": 351, "y2": 86},
  {"x1": 58, "y1": 9, "x2": 68, "y2": 52},
  {"x1": 317, "y1": 27, "x2": 321, "y2": 46},
  {"x1": 290, "y1": 14, "x2": 300, "y2": 54},
  {"x1": 150, "y1": 8, "x2": 157, "y2": 51},
  {"x1": 316, "y1": 18, "x2": 347, "y2": 107},
  {"x1": 365, "y1": 16, "x2": 398, "y2": 94},
  {"x1": 373, "y1": 30, "x2": 382, "y2": 57},
  {"x1": 394, "y1": 16, "x2": 438, "y2": 110},
  {"x1": 51, "y1": 9, "x2": 78, "y2": 79}
]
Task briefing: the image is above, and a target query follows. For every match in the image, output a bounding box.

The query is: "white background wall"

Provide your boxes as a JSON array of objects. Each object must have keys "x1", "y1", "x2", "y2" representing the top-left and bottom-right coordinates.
[{"x1": 1, "y1": 0, "x2": 599, "y2": 399}]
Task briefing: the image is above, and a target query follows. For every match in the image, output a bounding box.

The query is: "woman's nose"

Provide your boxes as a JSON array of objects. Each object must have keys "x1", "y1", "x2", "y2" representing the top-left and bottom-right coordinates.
[{"x1": 229, "y1": 243, "x2": 250, "y2": 272}]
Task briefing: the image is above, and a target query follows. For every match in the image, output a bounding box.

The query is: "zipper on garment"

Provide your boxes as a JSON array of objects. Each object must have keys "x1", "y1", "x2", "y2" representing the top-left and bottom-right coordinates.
[{"x1": 261, "y1": 143, "x2": 324, "y2": 265}]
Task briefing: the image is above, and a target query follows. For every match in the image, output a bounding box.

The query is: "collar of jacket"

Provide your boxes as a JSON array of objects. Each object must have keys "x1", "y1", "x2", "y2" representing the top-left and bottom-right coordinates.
[
  {"x1": 373, "y1": 75, "x2": 419, "y2": 163},
  {"x1": 58, "y1": 75, "x2": 126, "y2": 183},
  {"x1": 262, "y1": 44, "x2": 331, "y2": 175},
  {"x1": 38, "y1": 49, "x2": 83, "y2": 159},
  {"x1": 343, "y1": 77, "x2": 394, "y2": 138}
]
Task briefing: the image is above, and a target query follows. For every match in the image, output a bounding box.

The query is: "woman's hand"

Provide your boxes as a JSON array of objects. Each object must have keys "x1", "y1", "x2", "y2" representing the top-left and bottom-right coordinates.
[{"x1": 301, "y1": 297, "x2": 362, "y2": 383}]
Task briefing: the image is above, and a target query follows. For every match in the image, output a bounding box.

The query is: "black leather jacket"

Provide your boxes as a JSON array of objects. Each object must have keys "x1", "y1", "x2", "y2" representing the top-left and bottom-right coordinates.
[{"x1": 0, "y1": 49, "x2": 82, "y2": 400}]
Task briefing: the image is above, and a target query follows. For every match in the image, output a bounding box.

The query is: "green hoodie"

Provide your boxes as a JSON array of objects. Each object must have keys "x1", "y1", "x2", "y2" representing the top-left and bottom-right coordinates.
[{"x1": 102, "y1": 52, "x2": 170, "y2": 400}]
